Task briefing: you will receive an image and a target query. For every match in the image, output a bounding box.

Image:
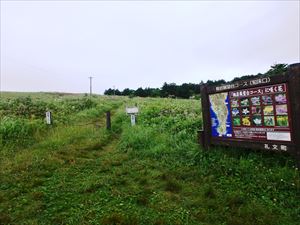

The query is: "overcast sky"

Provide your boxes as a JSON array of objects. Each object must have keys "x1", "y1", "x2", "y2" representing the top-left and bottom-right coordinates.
[{"x1": 1, "y1": 0, "x2": 299, "y2": 94}]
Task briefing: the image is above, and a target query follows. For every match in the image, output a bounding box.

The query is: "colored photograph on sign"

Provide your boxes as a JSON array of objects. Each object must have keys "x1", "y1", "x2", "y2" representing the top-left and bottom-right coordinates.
[
  {"x1": 233, "y1": 117, "x2": 241, "y2": 126},
  {"x1": 275, "y1": 93, "x2": 287, "y2": 104},
  {"x1": 252, "y1": 116, "x2": 262, "y2": 126},
  {"x1": 276, "y1": 105, "x2": 288, "y2": 115},
  {"x1": 210, "y1": 83, "x2": 292, "y2": 142},
  {"x1": 262, "y1": 95, "x2": 273, "y2": 105},
  {"x1": 232, "y1": 108, "x2": 239, "y2": 116},
  {"x1": 276, "y1": 116, "x2": 289, "y2": 127},
  {"x1": 251, "y1": 106, "x2": 261, "y2": 114},
  {"x1": 251, "y1": 96, "x2": 260, "y2": 105},
  {"x1": 263, "y1": 105, "x2": 274, "y2": 115}
]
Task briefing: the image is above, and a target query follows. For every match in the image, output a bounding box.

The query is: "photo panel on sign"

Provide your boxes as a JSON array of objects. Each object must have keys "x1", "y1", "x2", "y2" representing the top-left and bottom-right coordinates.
[
  {"x1": 276, "y1": 116, "x2": 289, "y2": 127},
  {"x1": 252, "y1": 116, "x2": 262, "y2": 126},
  {"x1": 276, "y1": 105, "x2": 288, "y2": 115},
  {"x1": 264, "y1": 116, "x2": 275, "y2": 126},
  {"x1": 263, "y1": 105, "x2": 274, "y2": 115},
  {"x1": 251, "y1": 106, "x2": 261, "y2": 114},
  {"x1": 233, "y1": 117, "x2": 241, "y2": 126},
  {"x1": 242, "y1": 117, "x2": 251, "y2": 126},
  {"x1": 275, "y1": 93, "x2": 287, "y2": 104},
  {"x1": 240, "y1": 98, "x2": 250, "y2": 107},
  {"x1": 251, "y1": 96, "x2": 260, "y2": 105},
  {"x1": 262, "y1": 95, "x2": 273, "y2": 105}
]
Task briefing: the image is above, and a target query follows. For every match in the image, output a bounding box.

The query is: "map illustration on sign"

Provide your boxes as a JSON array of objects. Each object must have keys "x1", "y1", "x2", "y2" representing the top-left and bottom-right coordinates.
[{"x1": 209, "y1": 93, "x2": 232, "y2": 137}]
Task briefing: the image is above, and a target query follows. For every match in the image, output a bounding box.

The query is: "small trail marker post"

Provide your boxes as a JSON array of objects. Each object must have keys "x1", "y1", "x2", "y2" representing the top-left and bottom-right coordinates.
[
  {"x1": 126, "y1": 107, "x2": 139, "y2": 126},
  {"x1": 106, "y1": 111, "x2": 111, "y2": 130},
  {"x1": 46, "y1": 111, "x2": 52, "y2": 125},
  {"x1": 130, "y1": 114, "x2": 136, "y2": 126}
]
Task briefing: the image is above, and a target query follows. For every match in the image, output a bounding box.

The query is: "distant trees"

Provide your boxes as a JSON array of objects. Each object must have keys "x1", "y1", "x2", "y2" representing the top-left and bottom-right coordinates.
[
  {"x1": 103, "y1": 88, "x2": 114, "y2": 95},
  {"x1": 265, "y1": 63, "x2": 288, "y2": 76},
  {"x1": 103, "y1": 88, "x2": 122, "y2": 96},
  {"x1": 162, "y1": 83, "x2": 201, "y2": 98},
  {"x1": 230, "y1": 63, "x2": 288, "y2": 83},
  {"x1": 122, "y1": 88, "x2": 135, "y2": 96},
  {"x1": 104, "y1": 63, "x2": 289, "y2": 99},
  {"x1": 104, "y1": 83, "x2": 201, "y2": 99}
]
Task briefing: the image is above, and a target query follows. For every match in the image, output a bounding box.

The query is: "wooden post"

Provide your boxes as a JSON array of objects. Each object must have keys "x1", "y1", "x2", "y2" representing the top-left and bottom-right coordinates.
[
  {"x1": 200, "y1": 84, "x2": 211, "y2": 149},
  {"x1": 106, "y1": 111, "x2": 111, "y2": 130},
  {"x1": 287, "y1": 63, "x2": 300, "y2": 167},
  {"x1": 197, "y1": 130, "x2": 205, "y2": 148}
]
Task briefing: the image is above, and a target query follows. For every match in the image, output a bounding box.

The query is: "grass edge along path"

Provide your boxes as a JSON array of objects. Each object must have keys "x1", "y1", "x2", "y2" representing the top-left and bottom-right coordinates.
[{"x1": 0, "y1": 104, "x2": 126, "y2": 224}]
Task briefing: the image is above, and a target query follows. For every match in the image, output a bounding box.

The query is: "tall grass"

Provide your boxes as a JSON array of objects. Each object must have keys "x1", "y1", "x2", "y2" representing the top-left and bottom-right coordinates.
[
  {"x1": 116, "y1": 97, "x2": 299, "y2": 225},
  {"x1": 0, "y1": 117, "x2": 46, "y2": 147},
  {"x1": 0, "y1": 95, "x2": 124, "y2": 152}
]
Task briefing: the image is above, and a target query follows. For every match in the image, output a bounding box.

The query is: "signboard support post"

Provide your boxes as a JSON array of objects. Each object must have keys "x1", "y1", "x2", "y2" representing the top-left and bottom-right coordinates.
[
  {"x1": 200, "y1": 84, "x2": 211, "y2": 149},
  {"x1": 287, "y1": 64, "x2": 300, "y2": 167}
]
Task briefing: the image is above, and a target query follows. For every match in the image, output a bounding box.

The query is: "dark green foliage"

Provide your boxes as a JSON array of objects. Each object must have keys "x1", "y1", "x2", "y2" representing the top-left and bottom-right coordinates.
[
  {"x1": 104, "y1": 63, "x2": 290, "y2": 99},
  {"x1": 265, "y1": 63, "x2": 288, "y2": 76},
  {"x1": 0, "y1": 96, "x2": 96, "y2": 120},
  {"x1": 0, "y1": 96, "x2": 51, "y2": 118},
  {"x1": 231, "y1": 74, "x2": 258, "y2": 82},
  {"x1": 206, "y1": 79, "x2": 226, "y2": 85}
]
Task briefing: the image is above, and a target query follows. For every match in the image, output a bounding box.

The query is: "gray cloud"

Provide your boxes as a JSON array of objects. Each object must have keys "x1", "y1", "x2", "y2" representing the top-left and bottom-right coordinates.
[{"x1": 1, "y1": 1, "x2": 299, "y2": 93}]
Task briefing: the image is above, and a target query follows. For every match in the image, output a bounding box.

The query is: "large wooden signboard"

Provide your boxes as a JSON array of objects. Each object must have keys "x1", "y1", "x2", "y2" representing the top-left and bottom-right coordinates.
[{"x1": 200, "y1": 63, "x2": 300, "y2": 164}]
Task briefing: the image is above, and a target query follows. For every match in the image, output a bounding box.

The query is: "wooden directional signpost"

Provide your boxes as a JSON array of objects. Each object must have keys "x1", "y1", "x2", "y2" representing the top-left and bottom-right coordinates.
[{"x1": 200, "y1": 63, "x2": 300, "y2": 165}]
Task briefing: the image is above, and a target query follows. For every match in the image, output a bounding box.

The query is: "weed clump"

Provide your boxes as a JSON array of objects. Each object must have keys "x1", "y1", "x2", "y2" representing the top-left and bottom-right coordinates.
[
  {"x1": 227, "y1": 194, "x2": 245, "y2": 208},
  {"x1": 165, "y1": 180, "x2": 182, "y2": 193},
  {"x1": 204, "y1": 185, "x2": 216, "y2": 199},
  {"x1": 136, "y1": 195, "x2": 149, "y2": 206},
  {"x1": 0, "y1": 212, "x2": 12, "y2": 224},
  {"x1": 101, "y1": 213, "x2": 138, "y2": 225}
]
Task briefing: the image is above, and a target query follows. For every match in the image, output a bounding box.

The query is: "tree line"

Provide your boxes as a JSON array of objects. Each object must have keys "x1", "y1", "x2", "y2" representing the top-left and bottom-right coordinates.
[{"x1": 104, "y1": 64, "x2": 288, "y2": 99}]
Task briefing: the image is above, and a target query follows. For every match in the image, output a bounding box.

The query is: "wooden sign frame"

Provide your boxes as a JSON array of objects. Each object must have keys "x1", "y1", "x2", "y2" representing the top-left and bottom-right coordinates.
[{"x1": 200, "y1": 63, "x2": 300, "y2": 165}]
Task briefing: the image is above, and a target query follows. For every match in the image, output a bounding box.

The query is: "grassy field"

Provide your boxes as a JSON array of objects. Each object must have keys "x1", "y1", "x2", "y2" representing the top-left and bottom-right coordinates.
[{"x1": 0, "y1": 92, "x2": 299, "y2": 225}]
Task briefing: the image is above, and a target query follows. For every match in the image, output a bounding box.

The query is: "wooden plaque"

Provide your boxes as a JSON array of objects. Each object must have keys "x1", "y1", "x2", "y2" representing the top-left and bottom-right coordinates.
[{"x1": 200, "y1": 63, "x2": 300, "y2": 165}]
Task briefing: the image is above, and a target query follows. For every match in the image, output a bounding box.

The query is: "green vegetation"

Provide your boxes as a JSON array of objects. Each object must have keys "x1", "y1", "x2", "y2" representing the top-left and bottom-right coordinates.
[{"x1": 0, "y1": 93, "x2": 299, "y2": 225}]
